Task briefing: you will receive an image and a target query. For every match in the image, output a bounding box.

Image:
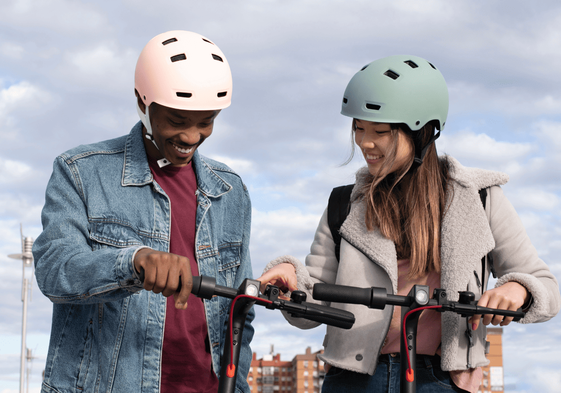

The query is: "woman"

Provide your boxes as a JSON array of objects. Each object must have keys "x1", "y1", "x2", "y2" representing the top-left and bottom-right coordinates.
[{"x1": 258, "y1": 55, "x2": 560, "y2": 393}]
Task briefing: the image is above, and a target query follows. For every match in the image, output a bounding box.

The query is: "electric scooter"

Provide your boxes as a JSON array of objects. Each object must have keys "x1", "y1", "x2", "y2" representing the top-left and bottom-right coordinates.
[
  {"x1": 139, "y1": 272, "x2": 356, "y2": 393},
  {"x1": 312, "y1": 283, "x2": 525, "y2": 393}
]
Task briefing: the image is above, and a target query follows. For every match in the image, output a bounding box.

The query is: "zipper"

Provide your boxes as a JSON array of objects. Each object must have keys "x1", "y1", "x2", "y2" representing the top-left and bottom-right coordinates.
[
  {"x1": 465, "y1": 319, "x2": 473, "y2": 369},
  {"x1": 473, "y1": 270, "x2": 482, "y2": 291}
]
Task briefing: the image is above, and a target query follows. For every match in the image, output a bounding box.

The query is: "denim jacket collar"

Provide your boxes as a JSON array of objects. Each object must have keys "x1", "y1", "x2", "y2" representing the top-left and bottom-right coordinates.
[{"x1": 122, "y1": 121, "x2": 232, "y2": 198}]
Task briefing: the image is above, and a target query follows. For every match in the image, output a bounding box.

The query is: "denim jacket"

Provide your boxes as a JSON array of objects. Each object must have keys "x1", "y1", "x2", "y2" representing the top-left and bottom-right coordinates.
[{"x1": 33, "y1": 122, "x2": 255, "y2": 393}]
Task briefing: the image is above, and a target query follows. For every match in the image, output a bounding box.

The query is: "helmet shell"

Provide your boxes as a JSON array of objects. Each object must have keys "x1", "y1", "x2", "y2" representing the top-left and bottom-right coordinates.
[
  {"x1": 341, "y1": 55, "x2": 448, "y2": 131},
  {"x1": 135, "y1": 30, "x2": 232, "y2": 111}
]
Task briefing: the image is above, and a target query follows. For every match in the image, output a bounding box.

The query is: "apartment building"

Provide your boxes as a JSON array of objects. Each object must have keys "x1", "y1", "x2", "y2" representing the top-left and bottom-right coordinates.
[
  {"x1": 478, "y1": 327, "x2": 504, "y2": 393},
  {"x1": 292, "y1": 347, "x2": 325, "y2": 393},
  {"x1": 247, "y1": 349, "x2": 293, "y2": 393},
  {"x1": 248, "y1": 347, "x2": 324, "y2": 393}
]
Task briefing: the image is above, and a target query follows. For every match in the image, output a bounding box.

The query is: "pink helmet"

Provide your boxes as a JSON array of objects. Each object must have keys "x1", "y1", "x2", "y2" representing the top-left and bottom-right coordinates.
[
  {"x1": 135, "y1": 30, "x2": 232, "y2": 111},
  {"x1": 134, "y1": 31, "x2": 232, "y2": 167}
]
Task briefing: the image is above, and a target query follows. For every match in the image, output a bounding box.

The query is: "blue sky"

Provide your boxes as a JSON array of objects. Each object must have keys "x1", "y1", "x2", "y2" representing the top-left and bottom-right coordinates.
[{"x1": 1, "y1": 1, "x2": 561, "y2": 392}]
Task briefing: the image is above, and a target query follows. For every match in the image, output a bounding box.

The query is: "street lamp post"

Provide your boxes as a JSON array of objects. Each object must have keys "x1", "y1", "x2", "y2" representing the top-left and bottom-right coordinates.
[{"x1": 8, "y1": 227, "x2": 35, "y2": 393}]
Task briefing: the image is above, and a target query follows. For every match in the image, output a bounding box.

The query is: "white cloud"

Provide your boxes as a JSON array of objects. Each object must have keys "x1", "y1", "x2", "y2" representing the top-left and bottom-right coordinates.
[
  {"x1": 0, "y1": 41, "x2": 24, "y2": 59},
  {"x1": 535, "y1": 120, "x2": 561, "y2": 151},
  {"x1": 0, "y1": 0, "x2": 107, "y2": 33},
  {"x1": 0, "y1": 194, "x2": 43, "y2": 226},
  {"x1": 449, "y1": 80, "x2": 561, "y2": 118},
  {"x1": 437, "y1": 130, "x2": 535, "y2": 169},
  {"x1": 507, "y1": 188, "x2": 560, "y2": 211},
  {"x1": 0, "y1": 81, "x2": 55, "y2": 136},
  {"x1": 0, "y1": 158, "x2": 33, "y2": 184},
  {"x1": 250, "y1": 207, "x2": 321, "y2": 275},
  {"x1": 58, "y1": 42, "x2": 137, "y2": 93},
  {"x1": 207, "y1": 155, "x2": 256, "y2": 176}
]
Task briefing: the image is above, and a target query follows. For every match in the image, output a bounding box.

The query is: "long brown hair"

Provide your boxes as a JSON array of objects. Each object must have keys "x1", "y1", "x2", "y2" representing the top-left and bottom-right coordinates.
[{"x1": 355, "y1": 121, "x2": 452, "y2": 278}]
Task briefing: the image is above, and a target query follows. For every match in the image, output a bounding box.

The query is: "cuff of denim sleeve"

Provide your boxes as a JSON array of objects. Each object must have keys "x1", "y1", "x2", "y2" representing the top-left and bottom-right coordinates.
[
  {"x1": 114, "y1": 246, "x2": 152, "y2": 284},
  {"x1": 131, "y1": 246, "x2": 152, "y2": 280}
]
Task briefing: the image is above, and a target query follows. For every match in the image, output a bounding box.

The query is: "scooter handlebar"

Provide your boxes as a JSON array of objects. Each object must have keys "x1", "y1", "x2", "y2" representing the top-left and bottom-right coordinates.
[{"x1": 138, "y1": 271, "x2": 356, "y2": 329}]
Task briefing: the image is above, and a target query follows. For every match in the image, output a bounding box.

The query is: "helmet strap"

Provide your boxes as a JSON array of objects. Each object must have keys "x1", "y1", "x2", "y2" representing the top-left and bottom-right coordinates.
[
  {"x1": 411, "y1": 128, "x2": 441, "y2": 169},
  {"x1": 136, "y1": 102, "x2": 172, "y2": 168}
]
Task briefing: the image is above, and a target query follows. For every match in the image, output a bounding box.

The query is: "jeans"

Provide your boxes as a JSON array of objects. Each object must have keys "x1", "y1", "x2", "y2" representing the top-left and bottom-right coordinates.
[{"x1": 322, "y1": 354, "x2": 468, "y2": 393}]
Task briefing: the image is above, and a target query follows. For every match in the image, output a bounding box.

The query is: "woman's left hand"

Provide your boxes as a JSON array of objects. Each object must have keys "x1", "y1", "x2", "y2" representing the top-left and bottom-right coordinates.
[{"x1": 469, "y1": 282, "x2": 529, "y2": 330}]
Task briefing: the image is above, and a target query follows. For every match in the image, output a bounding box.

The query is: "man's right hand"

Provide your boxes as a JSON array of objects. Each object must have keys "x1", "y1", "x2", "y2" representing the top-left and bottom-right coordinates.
[{"x1": 134, "y1": 248, "x2": 193, "y2": 310}]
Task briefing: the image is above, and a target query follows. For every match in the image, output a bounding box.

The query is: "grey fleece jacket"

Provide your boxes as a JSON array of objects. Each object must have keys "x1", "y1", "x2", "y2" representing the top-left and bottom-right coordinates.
[{"x1": 265, "y1": 157, "x2": 560, "y2": 374}]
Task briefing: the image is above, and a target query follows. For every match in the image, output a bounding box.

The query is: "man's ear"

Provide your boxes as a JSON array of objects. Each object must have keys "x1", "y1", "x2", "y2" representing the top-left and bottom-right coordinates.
[{"x1": 135, "y1": 89, "x2": 146, "y2": 114}]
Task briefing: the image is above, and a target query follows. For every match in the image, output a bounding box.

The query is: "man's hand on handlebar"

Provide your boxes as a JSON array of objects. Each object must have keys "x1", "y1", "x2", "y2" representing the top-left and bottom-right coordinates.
[{"x1": 134, "y1": 248, "x2": 193, "y2": 310}]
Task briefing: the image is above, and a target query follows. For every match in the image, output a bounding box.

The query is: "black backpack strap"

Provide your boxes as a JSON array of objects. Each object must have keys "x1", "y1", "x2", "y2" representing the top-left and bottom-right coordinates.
[
  {"x1": 327, "y1": 184, "x2": 354, "y2": 262},
  {"x1": 479, "y1": 188, "x2": 496, "y2": 290}
]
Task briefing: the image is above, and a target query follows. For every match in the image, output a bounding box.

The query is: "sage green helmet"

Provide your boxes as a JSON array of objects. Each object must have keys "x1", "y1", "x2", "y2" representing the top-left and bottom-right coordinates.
[{"x1": 341, "y1": 55, "x2": 449, "y2": 132}]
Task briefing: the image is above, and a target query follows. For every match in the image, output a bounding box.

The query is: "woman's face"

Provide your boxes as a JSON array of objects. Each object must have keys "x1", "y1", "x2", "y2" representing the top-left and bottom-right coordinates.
[{"x1": 354, "y1": 120, "x2": 414, "y2": 177}]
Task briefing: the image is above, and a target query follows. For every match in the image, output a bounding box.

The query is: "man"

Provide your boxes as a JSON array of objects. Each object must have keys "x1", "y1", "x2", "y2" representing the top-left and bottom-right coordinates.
[{"x1": 33, "y1": 30, "x2": 254, "y2": 393}]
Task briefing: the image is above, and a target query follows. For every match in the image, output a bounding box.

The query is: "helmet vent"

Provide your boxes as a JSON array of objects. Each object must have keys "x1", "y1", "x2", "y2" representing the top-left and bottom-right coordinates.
[
  {"x1": 404, "y1": 60, "x2": 418, "y2": 68},
  {"x1": 366, "y1": 103, "x2": 381, "y2": 111},
  {"x1": 217, "y1": 91, "x2": 228, "y2": 98},
  {"x1": 428, "y1": 62, "x2": 437, "y2": 70},
  {"x1": 176, "y1": 92, "x2": 192, "y2": 98},
  {"x1": 202, "y1": 38, "x2": 215, "y2": 45},
  {"x1": 384, "y1": 70, "x2": 400, "y2": 80},
  {"x1": 162, "y1": 38, "x2": 178, "y2": 46},
  {"x1": 212, "y1": 54, "x2": 224, "y2": 62},
  {"x1": 171, "y1": 54, "x2": 187, "y2": 62},
  {"x1": 343, "y1": 98, "x2": 348, "y2": 104},
  {"x1": 360, "y1": 65, "x2": 369, "y2": 71}
]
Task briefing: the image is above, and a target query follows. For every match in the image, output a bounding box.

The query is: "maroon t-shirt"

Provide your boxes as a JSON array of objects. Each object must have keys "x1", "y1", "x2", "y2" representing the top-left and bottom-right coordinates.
[{"x1": 149, "y1": 157, "x2": 219, "y2": 393}]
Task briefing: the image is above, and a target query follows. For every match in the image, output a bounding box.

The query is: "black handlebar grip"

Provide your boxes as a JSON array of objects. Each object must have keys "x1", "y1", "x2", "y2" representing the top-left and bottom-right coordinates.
[
  {"x1": 513, "y1": 308, "x2": 524, "y2": 322},
  {"x1": 287, "y1": 301, "x2": 355, "y2": 329},
  {"x1": 137, "y1": 269, "x2": 215, "y2": 297},
  {"x1": 313, "y1": 283, "x2": 373, "y2": 307}
]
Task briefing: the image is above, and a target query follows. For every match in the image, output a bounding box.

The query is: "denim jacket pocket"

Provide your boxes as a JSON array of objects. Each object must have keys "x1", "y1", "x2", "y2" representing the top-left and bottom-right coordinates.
[
  {"x1": 89, "y1": 218, "x2": 144, "y2": 250},
  {"x1": 217, "y1": 242, "x2": 241, "y2": 287},
  {"x1": 76, "y1": 319, "x2": 94, "y2": 390}
]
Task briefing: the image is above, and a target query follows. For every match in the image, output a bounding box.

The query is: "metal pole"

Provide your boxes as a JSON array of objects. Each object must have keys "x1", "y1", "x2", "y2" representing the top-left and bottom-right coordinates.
[
  {"x1": 20, "y1": 277, "x2": 29, "y2": 393},
  {"x1": 9, "y1": 230, "x2": 34, "y2": 393},
  {"x1": 26, "y1": 349, "x2": 33, "y2": 393}
]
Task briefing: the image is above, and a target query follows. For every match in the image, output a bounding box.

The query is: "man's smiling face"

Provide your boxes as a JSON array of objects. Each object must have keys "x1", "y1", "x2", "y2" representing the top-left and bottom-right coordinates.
[{"x1": 141, "y1": 100, "x2": 220, "y2": 167}]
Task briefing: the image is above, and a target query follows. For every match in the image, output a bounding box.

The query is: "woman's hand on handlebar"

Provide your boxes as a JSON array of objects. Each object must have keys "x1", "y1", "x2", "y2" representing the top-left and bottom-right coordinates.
[
  {"x1": 134, "y1": 248, "x2": 193, "y2": 310},
  {"x1": 256, "y1": 263, "x2": 298, "y2": 296},
  {"x1": 469, "y1": 281, "x2": 529, "y2": 330}
]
